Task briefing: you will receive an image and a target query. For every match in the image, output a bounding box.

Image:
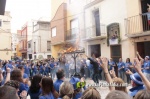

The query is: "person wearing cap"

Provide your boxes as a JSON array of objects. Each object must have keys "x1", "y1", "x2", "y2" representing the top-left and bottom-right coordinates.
[
  {"x1": 143, "y1": 56, "x2": 150, "y2": 81},
  {"x1": 69, "y1": 74, "x2": 86, "y2": 99},
  {"x1": 129, "y1": 73, "x2": 145, "y2": 97}
]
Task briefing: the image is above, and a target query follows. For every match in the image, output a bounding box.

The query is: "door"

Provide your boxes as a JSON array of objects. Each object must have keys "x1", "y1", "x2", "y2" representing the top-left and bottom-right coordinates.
[
  {"x1": 137, "y1": 42, "x2": 145, "y2": 58},
  {"x1": 137, "y1": 41, "x2": 150, "y2": 58},
  {"x1": 90, "y1": 44, "x2": 101, "y2": 58},
  {"x1": 110, "y1": 45, "x2": 122, "y2": 62}
]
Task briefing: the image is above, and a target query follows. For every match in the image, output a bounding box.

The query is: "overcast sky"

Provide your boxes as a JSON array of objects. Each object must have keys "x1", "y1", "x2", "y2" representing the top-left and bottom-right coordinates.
[{"x1": 5, "y1": 0, "x2": 51, "y2": 33}]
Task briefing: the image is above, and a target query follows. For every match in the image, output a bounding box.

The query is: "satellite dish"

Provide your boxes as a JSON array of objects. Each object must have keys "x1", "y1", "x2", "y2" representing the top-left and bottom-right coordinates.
[{"x1": 38, "y1": 55, "x2": 43, "y2": 60}]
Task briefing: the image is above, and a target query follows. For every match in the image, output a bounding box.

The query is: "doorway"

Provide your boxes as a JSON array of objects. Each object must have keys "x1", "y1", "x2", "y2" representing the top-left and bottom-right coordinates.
[
  {"x1": 110, "y1": 45, "x2": 122, "y2": 62},
  {"x1": 137, "y1": 41, "x2": 150, "y2": 58},
  {"x1": 89, "y1": 44, "x2": 101, "y2": 58}
]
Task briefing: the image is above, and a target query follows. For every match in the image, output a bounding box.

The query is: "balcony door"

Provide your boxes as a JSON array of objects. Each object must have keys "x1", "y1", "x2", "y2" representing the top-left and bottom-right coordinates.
[
  {"x1": 141, "y1": 0, "x2": 150, "y2": 31},
  {"x1": 70, "y1": 19, "x2": 78, "y2": 40},
  {"x1": 94, "y1": 10, "x2": 100, "y2": 36}
]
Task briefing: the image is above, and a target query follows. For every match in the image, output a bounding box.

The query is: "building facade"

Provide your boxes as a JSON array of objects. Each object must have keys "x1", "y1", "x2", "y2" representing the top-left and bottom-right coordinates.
[
  {"x1": 50, "y1": 0, "x2": 86, "y2": 58},
  {"x1": 16, "y1": 30, "x2": 22, "y2": 58},
  {"x1": 125, "y1": 0, "x2": 150, "y2": 59},
  {"x1": 83, "y1": 0, "x2": 129, "y2": 62},
  {"x1": 32, "y1": 17, "x2": 51, "y2": 60},
  {"x1": 51, "y1": 0, "x2": 150, "y2": 62},
  {"x1": 19, "y1": 22, "x2": 32, "y2": 59},
  {"x1": 0, "y1": 11, "x2": 12, "y2": 60}
]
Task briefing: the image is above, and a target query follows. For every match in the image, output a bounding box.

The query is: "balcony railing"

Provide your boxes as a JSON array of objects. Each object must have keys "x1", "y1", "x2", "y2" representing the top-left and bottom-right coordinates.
[
  {"x1": 84, "y1": 25, "x2": 106, "y2": 39},
  {"x1": 65, "y1": 28, "x2": 79, "y2": 41},
  {"x1": 125, "y1": 13, "x2": 150, "y2": 35}
]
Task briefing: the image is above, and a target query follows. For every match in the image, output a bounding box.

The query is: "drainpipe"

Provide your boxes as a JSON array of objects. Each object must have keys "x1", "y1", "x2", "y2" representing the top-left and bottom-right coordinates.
[{"x1": 39, "y1": 36, "x2": 41, "y2": 52}]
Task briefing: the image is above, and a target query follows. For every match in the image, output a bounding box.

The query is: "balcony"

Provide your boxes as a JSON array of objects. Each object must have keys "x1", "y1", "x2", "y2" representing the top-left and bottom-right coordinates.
[
  {"x1": 125, "y1": 13, "x2": 150, "y2": 38},
  {"x1": 65, "y1": 28, "x2": 79, "y2": 41},
  {"x1": 83, "y1": 25, "x2": 107, "y2": 41}
]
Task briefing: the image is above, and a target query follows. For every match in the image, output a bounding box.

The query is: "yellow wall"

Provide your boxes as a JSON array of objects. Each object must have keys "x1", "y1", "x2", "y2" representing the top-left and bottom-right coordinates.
[
  {"x1": 16, "y1": 44, "x2": 21, "y2": 57},
  {"x1": 51, "y1": 44, "x2": 62, "y2": 58},
  {"x1": 0, "y1": 33, "x2": 12, "y2": 60}
]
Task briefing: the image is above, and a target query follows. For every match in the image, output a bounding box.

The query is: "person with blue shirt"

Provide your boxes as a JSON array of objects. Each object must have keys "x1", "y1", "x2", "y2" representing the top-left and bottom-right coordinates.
[
  {"x1": 39, "y1": 77, "x2": 59, "y2": 99},
  {"x1": 10, "y1": 69, "x2": 29, "y2": 98},
  {"x1": 45, "y1": 63, "x2": 50, "y2": 76},
  {"x1": 69, "y1": 74, "x2": 86, "y2": 99},
  {"x1": 6, "y1": 60, "x2": 13, "y2": 71},
  {"x1": 109, "y1": 58, "x2": 115, "y2": 71},
  {"x1": 54, "y1": 68, "x2": 65, "y2": 93},
  {"x1": 24, "y1": 62, "x2": 30, "y2": 77},
  {"x1": 129, "y1": 73, "x2": 145, "y2": 97},
  {"x1": 30, "y1": 63, "x2": 37, "y2": 77},
  {"x1": 118, "y1": 58, "x2": 125, "y2": 81},
  {"x1": 39, "y1": 63, "x2": 44, "y2": 75},
  {"x1": 18, "y1": 65, "x2": 29, "y2": 79},
  {"x1": 143, "y1": 56, "x2": 150, "y2": 81},
  {"x1": 50, "y1": 60, "x2": 56, "y2": 79},
  {"x1": 125, "y1": 58, "x2": 132, "y2": 84},
  {"x1": 65, "y1": 60, "x2": 70, "y2": 78},
  {"x1": 15, "y1": 61, "x2": 20, "y2": 68},
  {"x1": 28, "y1": 75, "x2": 42, "y2": 99}
]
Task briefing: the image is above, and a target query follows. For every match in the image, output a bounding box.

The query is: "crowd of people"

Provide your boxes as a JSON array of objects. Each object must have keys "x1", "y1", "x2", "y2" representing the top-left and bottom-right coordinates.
[{"x1": 0, "y1": 52, "x2": 150, "y2": 99}]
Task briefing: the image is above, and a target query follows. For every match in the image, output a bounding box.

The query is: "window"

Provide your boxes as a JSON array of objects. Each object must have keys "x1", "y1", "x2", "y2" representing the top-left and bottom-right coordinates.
[
  {"x1": 51, "y1": 27, "x2": 56, "y2": 37},
  {"x1": 110, "y1": 45, "x2": 122, "y2": 62},
  {"x1": 29, "y1": 54, "x2": 32, "y2": 59},
  {"x1": 28, "y1": 43, "x2": 31, "y2": 48},
  {"x1": 0, "y1": 19, "x2": 2, "y2": 27},
  {"x1": 47, "y1": 55, "x2": 51, "y2": 59},
  {"x1": 70, "y1": 19, "x2": 78, "y2": 34},
  {"x1": 47, "y1": 41, "x2": 51, "y2": 51}
]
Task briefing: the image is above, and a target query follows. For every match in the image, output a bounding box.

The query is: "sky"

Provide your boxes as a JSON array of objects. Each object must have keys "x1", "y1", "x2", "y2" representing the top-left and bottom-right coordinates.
[{"x1": 5, "y1": 0, "x2": 51, "y2": 33}]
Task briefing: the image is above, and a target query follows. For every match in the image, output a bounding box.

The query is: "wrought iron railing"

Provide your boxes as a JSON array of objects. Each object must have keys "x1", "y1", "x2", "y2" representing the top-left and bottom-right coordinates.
[
  {"x1": 85, "y1": 25, "x2": 106, "y2": 39},
  {"x1": 125, "y1": 13, "x2": 150, "y2": 34},
  {"x1": 65, "y1": 28, "x2": 79, "y2": 41}
]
